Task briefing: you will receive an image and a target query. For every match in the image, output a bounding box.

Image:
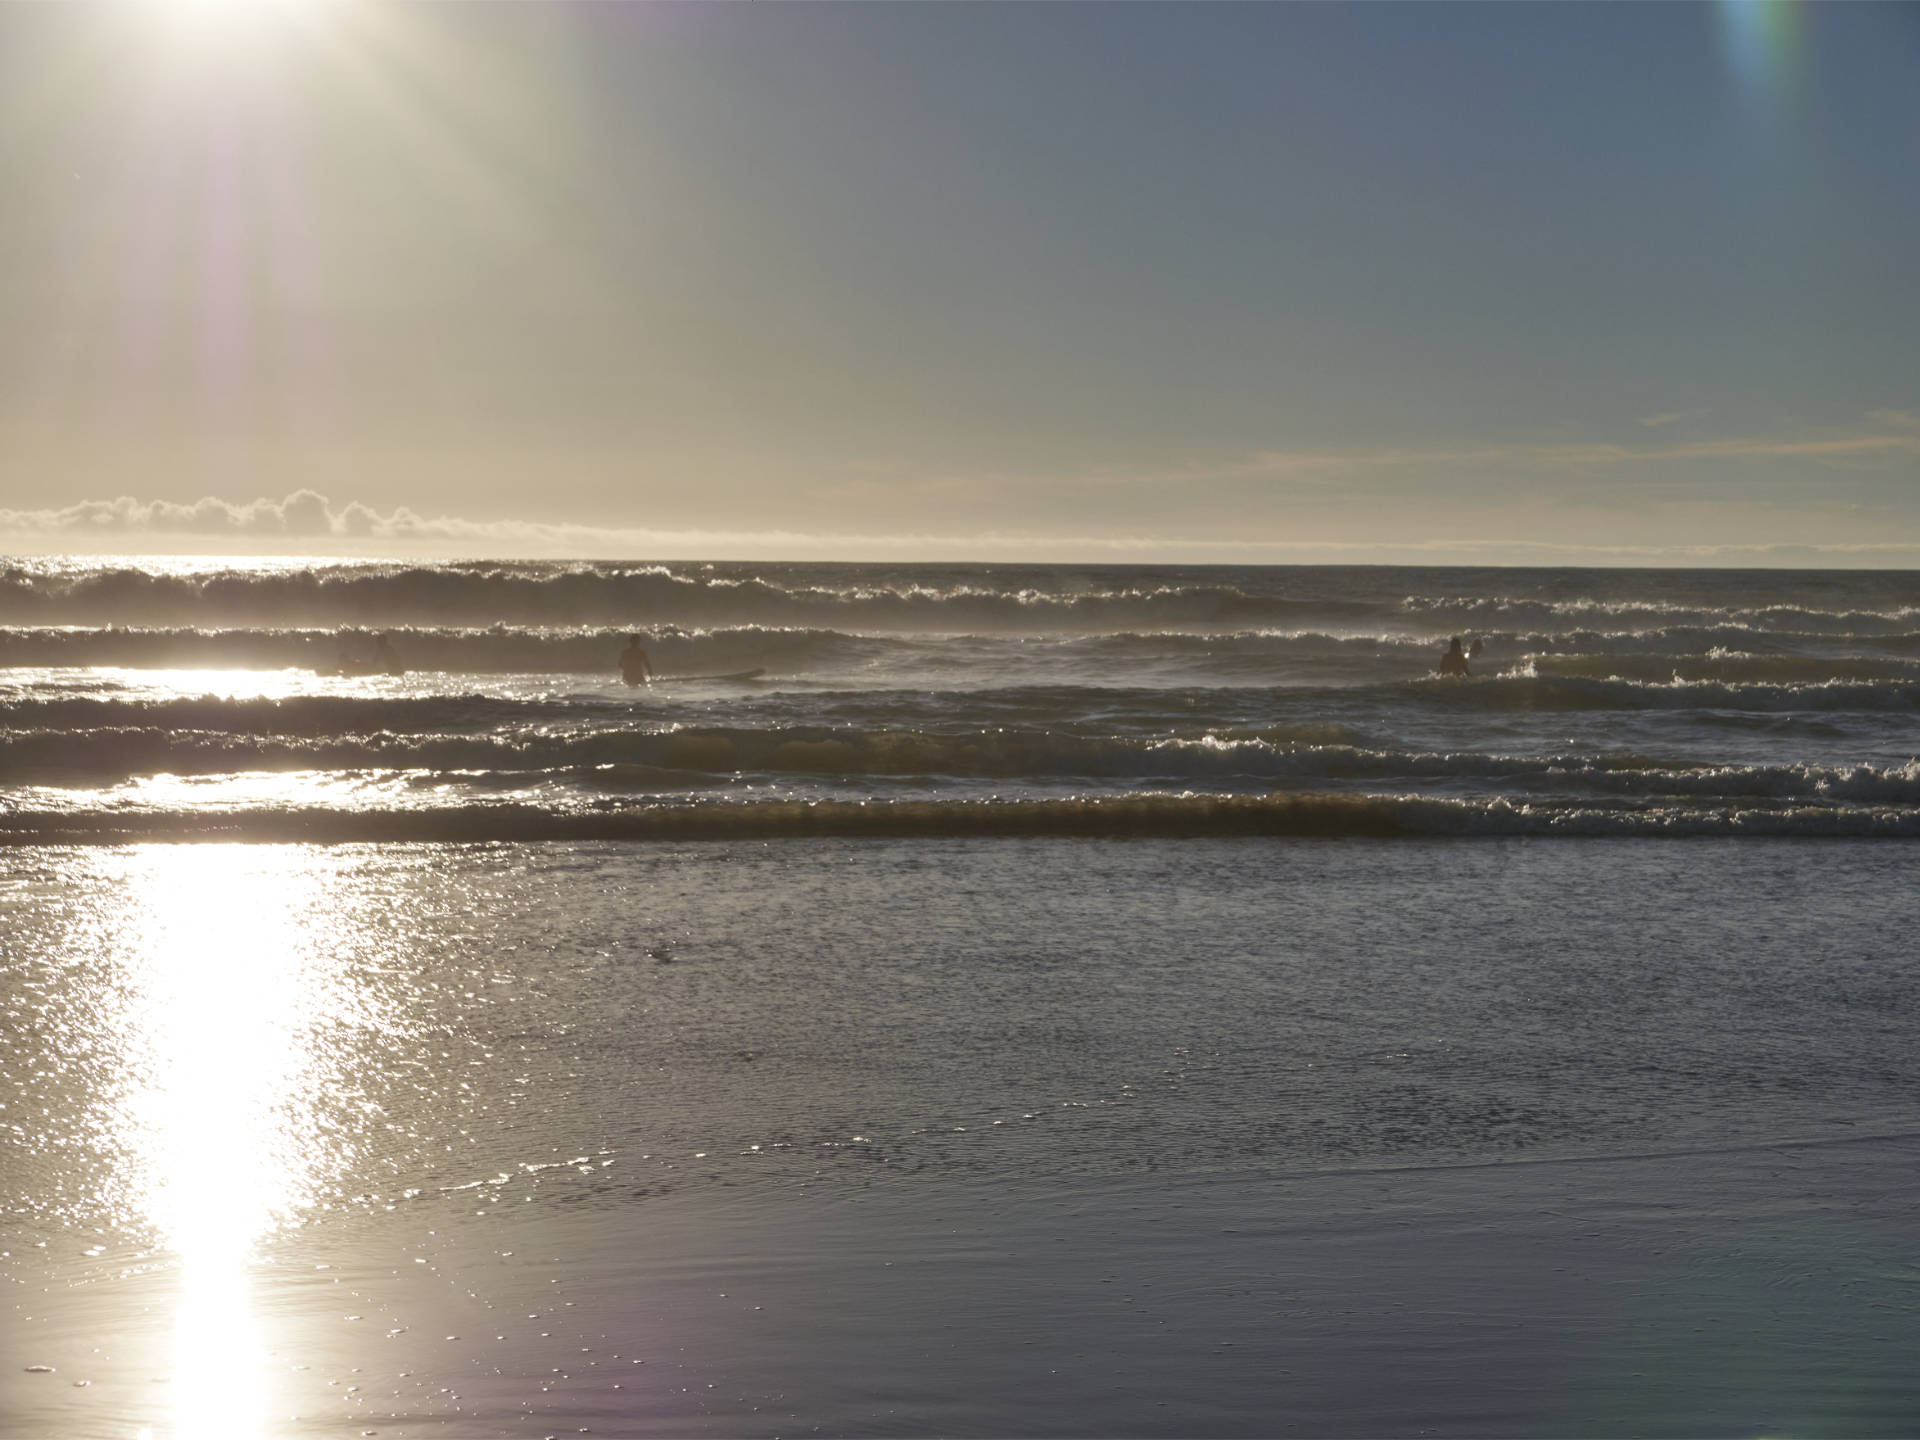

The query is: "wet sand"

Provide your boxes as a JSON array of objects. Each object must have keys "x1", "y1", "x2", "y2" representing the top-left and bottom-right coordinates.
[{"x1": 10, "y1": 1131, "x2": 1920, "y2": 1438}]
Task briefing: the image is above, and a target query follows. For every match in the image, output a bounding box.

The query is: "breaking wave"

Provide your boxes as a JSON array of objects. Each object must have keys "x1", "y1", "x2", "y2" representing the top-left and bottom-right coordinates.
[
  {"x1": 1412, "y1": 672, "x2": 1920, "y2": 712},
  {"x1": 1400, "y1": 594, "x2": 1920, "y2": 636},
  {"x1": 0, "y1": 624, "x2": 887, "y2": 676},
  {"x1": 4, "y1": 559, "x2": 1918, "y2": 842},
  {"x1": 0, "y1": 562, "x2": 1380, "y2": 632},
  {"x1": 6, "y1": 714, "x2": 1918, "y2": 805},
  {"x1": 6, "y1": 793, "x2": 1919, "y2": 844},
  {"x1": 8, "y1": 560, "x2": 1913, "y2": 638}
]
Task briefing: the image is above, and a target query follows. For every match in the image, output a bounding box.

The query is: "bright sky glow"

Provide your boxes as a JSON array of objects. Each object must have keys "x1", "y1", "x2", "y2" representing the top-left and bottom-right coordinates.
[
  {"x1": 1, "y1": 1, "x2": 1915, "y2": 563},
  {"x1": 151, "y1": 0, "x2": 286, "y2": 30}
]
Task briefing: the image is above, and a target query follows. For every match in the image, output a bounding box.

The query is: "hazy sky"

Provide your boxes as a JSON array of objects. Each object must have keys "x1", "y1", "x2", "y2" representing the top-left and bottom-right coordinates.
[{"x1": 2, "y1": 1, "x2": 1916, "y2": 562}]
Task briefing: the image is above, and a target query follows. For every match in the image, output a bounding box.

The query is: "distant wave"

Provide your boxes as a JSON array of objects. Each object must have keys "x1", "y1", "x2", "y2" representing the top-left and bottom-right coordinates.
[
  {"x1": 6, "y1": 793, "x2": 1919, "y2": 844},
  {"x1": 0, "y1": 563, "x2": 1379, "y2": 632},
  {"x1": 3, "y1": 562, "x2": 1915, "y2": 642},
  {"x1": 13, "y1": 625, "x2": 1920, "y2": 701},
  {"x1": 0, "y1": 693, "x2": 587, "y2": 735},
  {"x1": 3, "y1": 667, "x2": 1916, "y2": 772},
  {"x1": 7, "y1": 711, "x2": 1919, "y2": 807},
  {"x1": 8, "y1": 561, "x2": 1919, "y2": 844},
  {"x1": 0, "y1": 722, "x2": 1407, "y2": 783},
  {"x1": 1410, "y1": 672, "x2": 1920, "y2": 712},
  {"x1": 0, "y1": 624, "x2": 887, "y2": 676},
  {"x1": 0, "y1": 623, "x2": 1461, "y2": 678},
  {"x1": 1521, "y1": 653, "x2": 1920, "y2": 685},
  {"x1": 1402, "y1": 594, "x2": 1920, "y2": 636},
  {"x1": 1511, "y1": 626, "x2": 1920, "y2": 657}
]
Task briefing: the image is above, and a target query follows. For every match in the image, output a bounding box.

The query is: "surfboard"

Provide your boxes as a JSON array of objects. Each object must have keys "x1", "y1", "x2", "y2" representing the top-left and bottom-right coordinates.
[{"x1": 651, "y1": 668, "x2": 766, "y2": 684}]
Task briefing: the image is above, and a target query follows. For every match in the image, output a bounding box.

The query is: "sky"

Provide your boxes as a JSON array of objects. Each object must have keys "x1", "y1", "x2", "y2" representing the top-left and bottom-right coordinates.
[{"x1": 0, "y1": 0, "x2": 1916, "y2": 564}]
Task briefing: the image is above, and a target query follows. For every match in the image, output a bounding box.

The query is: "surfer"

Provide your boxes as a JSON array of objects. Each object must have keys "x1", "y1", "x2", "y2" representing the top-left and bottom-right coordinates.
[
  {"x1": 619, "y1": 634, "x2": 653, "y2": 687},
  {"x1": 1438, "y1": 636, "x2": 1469, "y2": 676}
]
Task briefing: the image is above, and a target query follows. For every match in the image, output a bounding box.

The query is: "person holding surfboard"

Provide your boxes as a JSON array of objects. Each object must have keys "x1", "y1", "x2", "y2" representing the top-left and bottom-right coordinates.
[{"x1": 619, "y1": 634, "x2": 653, "y2": 687}]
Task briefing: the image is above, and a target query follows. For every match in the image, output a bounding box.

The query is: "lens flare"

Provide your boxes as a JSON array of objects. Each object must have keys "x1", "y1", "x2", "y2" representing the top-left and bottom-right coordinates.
[{"x1": 1715, "y1": 0, "x2": 1802, "y2": 107}]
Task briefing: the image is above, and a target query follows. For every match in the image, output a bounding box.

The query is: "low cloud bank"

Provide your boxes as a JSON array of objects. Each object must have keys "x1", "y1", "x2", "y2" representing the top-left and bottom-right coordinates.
[
  {"x1": 0, "y1": 491, "x2": 694, "y2": 549},
  {"x1": 1, "y1": 491, "x2": 450, "y2": 541},
  {"x1": 5, "y1": 491, "x2": 1920, "y2": 566},
  {"x1": 0, "y1": 490, "x2": 833, "y2": 559}
]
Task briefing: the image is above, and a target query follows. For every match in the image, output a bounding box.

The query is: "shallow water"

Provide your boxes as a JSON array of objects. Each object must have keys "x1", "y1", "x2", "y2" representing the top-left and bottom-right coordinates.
[
  {"x1": 5, "y1": 557, "x2": 1917, "y2": 1433},
  {"x1": 5, "y1": 838, "x2": 1919, "y2": 1436}
]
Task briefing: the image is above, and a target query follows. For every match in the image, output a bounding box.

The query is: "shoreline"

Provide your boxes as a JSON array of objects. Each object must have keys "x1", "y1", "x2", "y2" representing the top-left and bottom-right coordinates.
[
  {"x1": 10, "y1": 792, "x2": 1920, "y2": 845},
  {"x1": 10, "y1": 1131, "x2": 1919, "y2": 1438}
]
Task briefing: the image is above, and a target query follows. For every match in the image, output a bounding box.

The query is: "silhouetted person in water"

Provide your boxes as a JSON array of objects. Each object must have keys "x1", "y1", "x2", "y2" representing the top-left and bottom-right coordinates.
[
  {"x1": 619, "y1": 634, "x2": 652, "y2": 687},
  {"x1": 1468, "y1": 637, "x2": 1484, "y2": 661},
  {"x1": 322, "y1": 632, "x2": 398, "y2": 677},
  {"x1": 1438, "y1": 636, "x2": 1469, "y2": 676},
  {"x1": 373, "y1": 633, "x2": 404, "y2": 676}
]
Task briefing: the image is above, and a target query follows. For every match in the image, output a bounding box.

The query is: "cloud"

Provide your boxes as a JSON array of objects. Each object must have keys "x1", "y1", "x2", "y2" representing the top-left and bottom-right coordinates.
[
  {"x1": 1638, "y1": 409, "x2": 1712, "y2": 429},
  {"x1": 0, "y1": 491, "x2": 519, "y2": 544},
  {"x1": 0, "y1": 489, "x2": 834, "y2": 557},
  {"x1": 1, "y1": 491, "x2": 351, "y2": 539}
]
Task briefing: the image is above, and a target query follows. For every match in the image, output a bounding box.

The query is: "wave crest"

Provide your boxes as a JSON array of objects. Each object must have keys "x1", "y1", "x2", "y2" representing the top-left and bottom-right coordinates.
[{"x1": 7, "y1": 793, "x2": 1920, "y2": 844}]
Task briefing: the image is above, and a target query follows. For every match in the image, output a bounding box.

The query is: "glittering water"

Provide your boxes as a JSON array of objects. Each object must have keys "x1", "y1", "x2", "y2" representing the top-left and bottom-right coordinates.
[
  {"x1": 5, "y1": 555, "x2": 1920, "y2": 1434},
  {"x1": 5, "y1": 838, "x2": 1919, "y2": 1434},
  {"x1": 3, "y1": 558, "x2": 1920, "y2": 838}
]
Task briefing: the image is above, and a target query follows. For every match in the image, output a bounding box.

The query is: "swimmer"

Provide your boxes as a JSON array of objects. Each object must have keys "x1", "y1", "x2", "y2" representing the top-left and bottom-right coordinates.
[
  {"x1": 619, "y1": 634, "x2": 653, "y2": 687},
  {"x1": 1438, "y1": 636, "x2": 1469, "y2": 677},
  {"x1": 372, "y1": 632, "x2": 404, "y2": 676}
]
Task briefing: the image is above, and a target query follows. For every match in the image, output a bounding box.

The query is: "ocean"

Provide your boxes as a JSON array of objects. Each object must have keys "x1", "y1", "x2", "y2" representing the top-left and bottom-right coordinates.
[
  {"x1": 4, "y1": 558, "x2": 1919, "y2": 1437},
  {"x1": 3, "y1": 557, "x2": 1919, "y2": 839}
]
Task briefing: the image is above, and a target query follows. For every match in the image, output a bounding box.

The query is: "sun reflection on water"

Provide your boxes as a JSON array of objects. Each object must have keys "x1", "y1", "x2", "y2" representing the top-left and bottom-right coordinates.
[{"x1": 121, "y1": 844, "x2": 342, "y2": 1440}]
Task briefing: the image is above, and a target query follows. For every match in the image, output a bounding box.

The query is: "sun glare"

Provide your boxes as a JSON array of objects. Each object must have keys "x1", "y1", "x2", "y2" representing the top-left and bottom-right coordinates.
[
  {"x1": 142, "y1": 0, "x2": 334, "y2": 65},
  {"x1": 154, "y1": 0, "x2": 303, "y2": 26},
  {"x1": 120, "y1": 845, "x2": 336, "y2": 1440}
]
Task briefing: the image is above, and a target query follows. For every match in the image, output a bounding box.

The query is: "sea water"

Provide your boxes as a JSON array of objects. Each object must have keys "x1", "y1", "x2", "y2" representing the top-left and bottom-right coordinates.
[
  {"x1": 2, "y1": 558, "x2": 1918, "y2": 836},
  {"x1": 4, "y1": 559, "x2": 1919, "y2": 1436}
]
